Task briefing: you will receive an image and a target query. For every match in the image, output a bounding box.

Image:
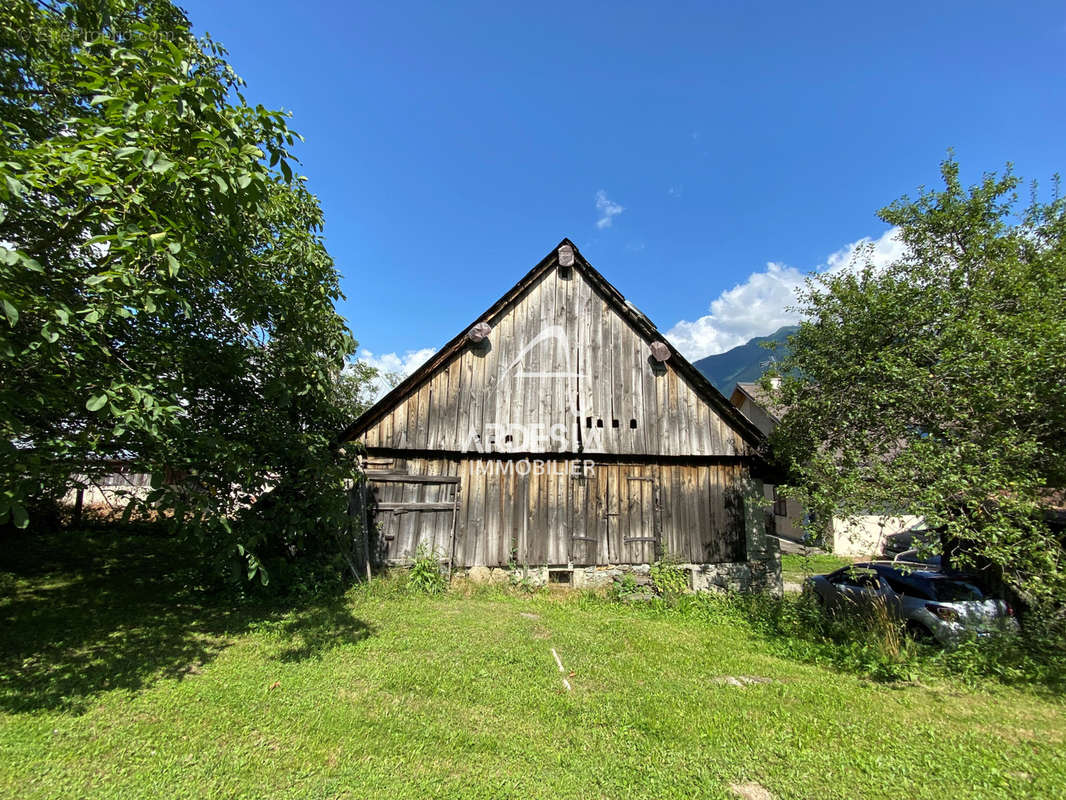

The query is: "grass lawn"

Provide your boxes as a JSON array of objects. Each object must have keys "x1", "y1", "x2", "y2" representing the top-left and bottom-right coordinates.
[
  {"x1": 1, "y1": 532, "x2": 1063, "y2": 799},
  {"x1": 780, "y1": 552, "x2": 853, "y2": 586}
]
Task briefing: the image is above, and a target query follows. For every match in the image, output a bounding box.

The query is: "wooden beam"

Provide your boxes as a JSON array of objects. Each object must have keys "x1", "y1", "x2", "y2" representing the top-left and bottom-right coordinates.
[
  {"x1": 377, "y1": 502, "x2": 456, "y2": 511},
  {"x1": 366, "y1": 473, "x2": 461, "y2": 484}
]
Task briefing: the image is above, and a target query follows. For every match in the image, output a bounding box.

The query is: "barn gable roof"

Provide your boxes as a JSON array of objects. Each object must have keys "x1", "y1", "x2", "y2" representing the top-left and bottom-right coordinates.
[{"x1": 339, "y1": 238, "x2": 766, "y2": 451}]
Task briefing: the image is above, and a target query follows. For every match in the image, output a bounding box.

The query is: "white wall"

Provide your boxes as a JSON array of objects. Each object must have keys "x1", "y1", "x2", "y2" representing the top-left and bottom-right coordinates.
[
  {"x1": 831, "y1": 515, "x2": 922, "y2": 557},
  {"x1": 763, "y1": 483, "x2": 806, "y2": 542}
]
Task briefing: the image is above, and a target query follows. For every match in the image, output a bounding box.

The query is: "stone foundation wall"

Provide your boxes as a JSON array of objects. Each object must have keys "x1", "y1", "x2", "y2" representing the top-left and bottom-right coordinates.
[{"x1": 458, "y1": 551, "x2": 781, "y2": 596}]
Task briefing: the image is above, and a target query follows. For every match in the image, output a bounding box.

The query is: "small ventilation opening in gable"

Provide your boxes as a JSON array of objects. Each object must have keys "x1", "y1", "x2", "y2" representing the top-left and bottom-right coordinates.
[{"x1": 629, "y1": 418, "x2": 637, "y2": 429}]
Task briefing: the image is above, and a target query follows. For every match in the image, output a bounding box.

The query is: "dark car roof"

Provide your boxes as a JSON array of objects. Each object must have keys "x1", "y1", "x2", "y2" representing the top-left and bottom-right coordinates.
[
  {"x1": 838, "y1": 562, "x2": 985, "y2": 601},
  {"x1": 856, "y1": 562, "x2": 941, "y2": 580}
]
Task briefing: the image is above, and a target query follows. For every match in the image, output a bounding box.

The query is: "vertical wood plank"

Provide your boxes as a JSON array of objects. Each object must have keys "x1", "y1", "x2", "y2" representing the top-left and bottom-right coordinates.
[
  {"x1": 496, "y1": 307, "x2": 515, "y2": 450},
  {"x1": 516, "y1": 462, "x2": 530, "y2": 568}
]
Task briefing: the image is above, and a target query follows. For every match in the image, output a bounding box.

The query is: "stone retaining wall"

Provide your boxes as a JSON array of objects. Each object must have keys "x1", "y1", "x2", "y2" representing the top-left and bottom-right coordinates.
[{"x1": 458, "y1": 551, "x2": 781, "y2": 596}]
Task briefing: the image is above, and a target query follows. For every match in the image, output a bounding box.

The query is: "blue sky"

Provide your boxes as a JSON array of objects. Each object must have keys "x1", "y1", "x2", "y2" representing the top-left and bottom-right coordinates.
[{"x1": 182, "y1": 0, "x2": 1065, "y2": 379}]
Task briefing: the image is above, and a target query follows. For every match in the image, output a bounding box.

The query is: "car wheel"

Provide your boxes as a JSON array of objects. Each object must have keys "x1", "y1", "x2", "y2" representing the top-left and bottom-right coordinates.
[
  {"x1": 905, "y1": 620, "x2": 935, "y2": 645},
  {"x1": 803, "y1": 584, "x2": 825, "y2": 609}
]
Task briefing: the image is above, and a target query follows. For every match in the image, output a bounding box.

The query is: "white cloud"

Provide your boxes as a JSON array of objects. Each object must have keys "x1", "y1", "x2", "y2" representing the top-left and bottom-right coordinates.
[
  {"x1": 356, "y1": 347, "x2": 436, "y2": 402},
  {"x1": 666, "y1": 227, "x2": 904, "y2": 361},
  {"x1": 823, "y1": 227, "x2": 905, "y2": 276},
  {"x1": 595, "y1": 190, "x2": 624, "y2": 229}
]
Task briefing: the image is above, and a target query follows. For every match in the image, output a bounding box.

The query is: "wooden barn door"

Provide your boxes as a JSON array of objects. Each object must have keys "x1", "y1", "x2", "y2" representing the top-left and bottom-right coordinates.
[
  {"x1": 365, "y1": 471, "x2": 460, "y2": 566},
  {"x1": 616, "y1": 473, "x2": 660, "y2": 564},
  {"x1": 568, "y1": 469, "x2": 606, "y2": 566}
]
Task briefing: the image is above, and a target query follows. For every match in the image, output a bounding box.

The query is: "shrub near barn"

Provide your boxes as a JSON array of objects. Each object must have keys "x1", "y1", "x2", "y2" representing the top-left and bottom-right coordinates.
[{"x1": 0, "y1": 0, "x2": 372, "y2": 590}]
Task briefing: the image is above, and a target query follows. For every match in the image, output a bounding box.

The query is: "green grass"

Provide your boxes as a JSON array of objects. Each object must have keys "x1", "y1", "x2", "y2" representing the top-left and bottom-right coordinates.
[
  {"x1": 781, "y1": 551, "x2": 853, "y2": 585},
  {"x1": 1, "y1": 531, "x2": 1064, "y2": 799}
]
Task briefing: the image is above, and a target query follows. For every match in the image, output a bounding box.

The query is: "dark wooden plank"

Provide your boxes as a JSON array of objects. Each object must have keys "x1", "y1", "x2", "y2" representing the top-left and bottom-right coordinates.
[
  {"x1": 694, "y1": 465, "x2": 710, "y2": 563},
  {"x1": 425, "y1": 379, "x2": 440, "y2": 451},
  {"x1": 572, "y1": 472, "x2": 596, "y2": 566},
  {"x1": 528, "y1": 470, "x2": 547, "y2": 565},
  {"x1": 611, "y1": 302, "x2": 625, "y2": 456},
  {"x1": 672, "y1": 464, "x2": 687, "y2": 561},
  {"x1": 414, "y1": 381, "x2": 430, "y2": 450},
  {"x1": 499, "y1": 464, "x2": 513, "y2": 566},
  {"x1": 516, "y1": 463, "x2": 529, "y2": 568},
  {"x1": 377, "y1": 502, "x2": 456, "y2": 512},
  {"x1": 468, "y1": 461, "x2": 486, "y2": 566},
  {"x1": 494, "y1": 305, "x2": 514, "y2": 450},
  {"x1": 606, "y1": 464, "x2": 621, "y2": 562},
  {"x1": 408, "y1": 480, "x2": 425, "y2": 557},
  {"x1": 366, "y1": 473, "x2": 461, "y2": 484},
  {"x1": 558, "y1": 470, "x2": 570, "y2": 565},
  {"x1": 670, "y1": 463, "x2": 683, "y2": 560},
  {"x1": 547, "y1": 470, "x2": 563, "y2": 565},
  {"x1": 594, "y1": 464, "x2": 608, "y2": 565}
]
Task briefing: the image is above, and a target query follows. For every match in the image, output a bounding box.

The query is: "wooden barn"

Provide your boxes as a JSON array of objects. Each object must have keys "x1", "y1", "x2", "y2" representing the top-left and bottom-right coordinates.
[{"x1": 341, "y1": 240, "x2": 780, "y2": 592}]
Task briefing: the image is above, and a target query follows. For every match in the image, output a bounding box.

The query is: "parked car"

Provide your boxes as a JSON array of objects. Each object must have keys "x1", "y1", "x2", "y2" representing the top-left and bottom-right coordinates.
[
  {"x1": 893, "y1": 549, "x2": 941, "y2": 569},
  {"x1": 806, "y1": 562, "x2": 1018, "y2": 645}
]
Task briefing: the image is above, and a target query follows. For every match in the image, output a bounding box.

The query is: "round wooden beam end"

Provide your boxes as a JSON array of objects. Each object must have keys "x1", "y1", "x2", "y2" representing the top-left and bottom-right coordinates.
[
  {"x1": 650, "y1": 341, "x2": 671, "y2": 362},
  {"x1": 467, "y1": 322, "x2": 492, "y2": 343}
]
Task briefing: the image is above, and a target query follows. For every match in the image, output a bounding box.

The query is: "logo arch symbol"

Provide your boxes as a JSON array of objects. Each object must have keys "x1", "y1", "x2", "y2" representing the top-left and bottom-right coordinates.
[{"x1": 502, "y1": 325, "x2": 585, "y2": 380}]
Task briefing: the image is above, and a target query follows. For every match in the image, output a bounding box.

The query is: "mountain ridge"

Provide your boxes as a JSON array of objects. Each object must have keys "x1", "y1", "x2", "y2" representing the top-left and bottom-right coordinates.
[{"x1": 692, "y1": 325, "x2": 797, "y2": 395}]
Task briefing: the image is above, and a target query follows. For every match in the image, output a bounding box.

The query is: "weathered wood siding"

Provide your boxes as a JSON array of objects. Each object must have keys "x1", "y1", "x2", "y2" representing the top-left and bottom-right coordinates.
[
  {"x1": 367, "y1": 456, "x2": 749, "y2": 567},
  {"x1": 356, "y1": 265, "x2": 749, "y2": 457}
]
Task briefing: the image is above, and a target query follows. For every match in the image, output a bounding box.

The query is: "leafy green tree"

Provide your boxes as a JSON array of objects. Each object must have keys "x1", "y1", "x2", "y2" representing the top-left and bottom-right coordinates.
[
  {"x1": 0, "y1": 0, "x2": 366, "y2": 589},
  {"x1": 332, "y1": 361, "x2": 395, "y2": 423},
  {"x1": 768, "y1": 159, "x2": 1066, "y2": 605}
]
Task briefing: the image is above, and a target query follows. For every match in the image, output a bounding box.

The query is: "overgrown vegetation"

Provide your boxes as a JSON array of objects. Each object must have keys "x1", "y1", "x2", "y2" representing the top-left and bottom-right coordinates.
[
  {"x1": 406, "y1": 544, "x2": 448, "y2": 595},
  {"x1": 2, "y1": 530, "x2": 1064, "y2": 799},
  {"x1": 609, "y1": 572, "x2": 643, "y2": 601},
  {"x1": 0, "y1": 1, "x2": 376, "y2": 591},
  {"x1": 650, "y1": 552, "x2": 689, "y2": 596},
  {"x1": 767, "y1": 158, "x2": 1066, "y2": 612},
  {"x1": 620, "y1": 586, "x2": 1066, "y2": 692}
]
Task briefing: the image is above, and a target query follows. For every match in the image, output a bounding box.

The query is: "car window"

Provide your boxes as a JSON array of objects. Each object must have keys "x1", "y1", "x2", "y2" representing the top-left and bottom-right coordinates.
[
  {"x1": 830, "y1": 569, "x2": 879, "y2": 588},
  {"x1": 879, "y1": 570, "x2": 937, "y2": 600},
  {"x1": 882, "y1": 575, "x2": 904, "y2": 592},
  {"x1": 931, "y1": 580, "x2": 983, "y2": 602}
]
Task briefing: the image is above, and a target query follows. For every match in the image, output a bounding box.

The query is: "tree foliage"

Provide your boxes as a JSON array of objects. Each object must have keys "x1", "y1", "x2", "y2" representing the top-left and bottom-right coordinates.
[
  {"x1": 0, "y1": 0, "x2": 370, "y2": 590},
  {"x1": 768, "y1": 159, "x2": 1066, "y2": 605}
]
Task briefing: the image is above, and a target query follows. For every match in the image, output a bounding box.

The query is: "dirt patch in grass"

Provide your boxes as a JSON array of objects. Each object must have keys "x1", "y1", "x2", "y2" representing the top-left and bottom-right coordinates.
[{"x1": 731, "y1": 782, "x2": 774, "y2": 800}]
